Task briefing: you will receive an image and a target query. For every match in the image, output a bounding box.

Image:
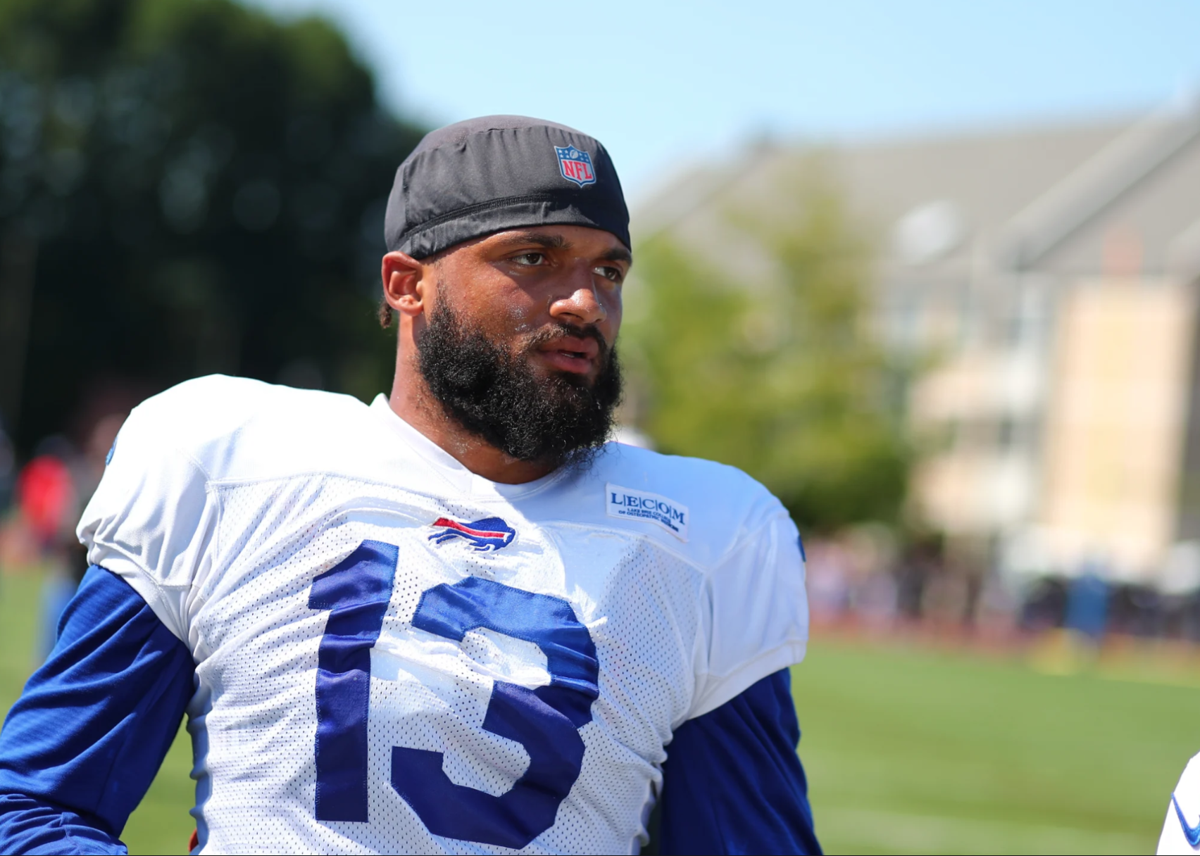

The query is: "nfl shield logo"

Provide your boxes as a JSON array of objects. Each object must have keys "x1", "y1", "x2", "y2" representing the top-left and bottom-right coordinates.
[{"x1": 555, "y1": 145, "x2": 597, "y2": 188}]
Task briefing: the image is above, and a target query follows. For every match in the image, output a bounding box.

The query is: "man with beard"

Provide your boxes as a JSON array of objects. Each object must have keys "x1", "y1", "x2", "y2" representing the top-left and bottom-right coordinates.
[{"x1": 0, "y1": 117, "x2": 819, "y2": 855}]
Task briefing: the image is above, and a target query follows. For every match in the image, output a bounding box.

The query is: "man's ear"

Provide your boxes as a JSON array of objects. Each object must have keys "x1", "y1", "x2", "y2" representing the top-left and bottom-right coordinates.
[{"x1": 381, "y1": 251, "x2": 427, "y2": 317}]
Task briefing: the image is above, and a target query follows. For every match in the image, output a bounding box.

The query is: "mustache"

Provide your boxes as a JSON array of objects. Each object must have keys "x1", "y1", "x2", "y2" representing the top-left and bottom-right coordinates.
[{"x1": 520, "y1": 323, "x2": 610, "y2": 359}]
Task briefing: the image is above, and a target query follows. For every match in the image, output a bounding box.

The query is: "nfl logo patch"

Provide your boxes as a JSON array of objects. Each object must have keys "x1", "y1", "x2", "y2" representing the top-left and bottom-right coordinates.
[{"x1": 555, "y1": 145, "x2": 597, "y2": 188}]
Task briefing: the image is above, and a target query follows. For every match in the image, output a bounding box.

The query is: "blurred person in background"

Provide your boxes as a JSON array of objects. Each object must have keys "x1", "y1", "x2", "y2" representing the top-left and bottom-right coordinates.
[
  {"x1": 894, "y1": 535, "x2": 941, "y2": 628},
  {"x1": 13, "y1": 411, "x2": 124, "y2": 659},
  {"x1": 855, "y1": 570, "x2": 899, "y2": 633},
  {"x1": 0, "y1": 419, "x2": 14, "y2": 611},
  {"x1": 15, "y1": 438, "x2": 85, "y2": 657},
  {"x1": 804, "y1": 538, "x2": 852, "y2": 628},
  {"x1": 1064, "y1": 557, "x2": 1110, "y2": 645},
  {"x1": 1019, "y1": 576, "x2": 1069, "y2": 633}
]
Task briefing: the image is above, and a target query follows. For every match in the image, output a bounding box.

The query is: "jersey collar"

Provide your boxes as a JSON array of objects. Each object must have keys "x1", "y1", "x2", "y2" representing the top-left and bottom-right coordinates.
[{"x1": 368, "y1": 395, "x2": 571, "y2": 500}]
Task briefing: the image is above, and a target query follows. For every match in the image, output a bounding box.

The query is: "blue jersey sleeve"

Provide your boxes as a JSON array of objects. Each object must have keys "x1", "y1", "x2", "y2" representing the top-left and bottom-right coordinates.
[
  {"x1": 0, "y1": 566, "x2": 196, "y2": 855},
  {"x1": 657, "y1": 669, "x2": 820, "y2": 855}
]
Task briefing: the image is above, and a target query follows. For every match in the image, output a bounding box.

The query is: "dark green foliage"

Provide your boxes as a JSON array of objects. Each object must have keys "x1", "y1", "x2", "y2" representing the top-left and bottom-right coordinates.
[
  {"x1": 625, "y1": 173, "x2": 910, "y2": 531},
  {"x1": 0, "y1": 0, "x2": 424, "y2": 452}
]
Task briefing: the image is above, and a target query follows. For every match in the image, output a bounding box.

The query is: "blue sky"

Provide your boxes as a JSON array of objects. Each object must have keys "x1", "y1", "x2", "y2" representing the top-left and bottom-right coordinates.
[{"x1": 247, "y1": 0, "x2": 1200, "y2": 202}]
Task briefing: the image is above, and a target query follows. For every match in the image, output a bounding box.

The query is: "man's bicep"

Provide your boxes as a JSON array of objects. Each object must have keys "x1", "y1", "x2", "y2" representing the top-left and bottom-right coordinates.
[
  {"x1": 657, "y1": 670, "x2": 820, "y2": 855},
  {"x1": 0, "y1": 566, "x2": 196, "y2": 852}
]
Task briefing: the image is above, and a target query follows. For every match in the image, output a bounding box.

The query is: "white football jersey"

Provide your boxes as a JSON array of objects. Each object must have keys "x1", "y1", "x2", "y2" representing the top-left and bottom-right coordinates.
[
  {"x1": 1160, "y1": 754, "x2": 1200, "y2": 854},
  {"x1": 78, "y1": 375, "x2": 809, "y2": 855}
]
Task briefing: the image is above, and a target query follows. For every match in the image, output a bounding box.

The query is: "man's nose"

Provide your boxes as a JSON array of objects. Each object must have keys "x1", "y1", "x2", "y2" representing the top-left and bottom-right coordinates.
[{"x1": 549, "y1": 273, "x2": 608, "y2": 327}]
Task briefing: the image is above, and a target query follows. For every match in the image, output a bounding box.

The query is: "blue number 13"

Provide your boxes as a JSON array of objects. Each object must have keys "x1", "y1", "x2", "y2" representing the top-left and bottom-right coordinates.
[{"x1": 308, "y1": 539, "x2": 599, "y2": 849}]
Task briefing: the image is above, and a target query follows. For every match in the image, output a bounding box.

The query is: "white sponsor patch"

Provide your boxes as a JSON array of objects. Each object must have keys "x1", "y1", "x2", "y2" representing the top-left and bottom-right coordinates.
[{"x1": 605, "y1": 483, "x2": 689, "y2": 541}]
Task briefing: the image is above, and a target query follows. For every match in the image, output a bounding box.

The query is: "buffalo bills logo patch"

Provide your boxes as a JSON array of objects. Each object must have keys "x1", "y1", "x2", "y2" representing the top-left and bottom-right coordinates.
[
  {"x1": 428, "y1": 516, "x2": 516, "y2": 552},
  {"x1": 555, "y1": 145, "x2": 596, "y2": 188}
]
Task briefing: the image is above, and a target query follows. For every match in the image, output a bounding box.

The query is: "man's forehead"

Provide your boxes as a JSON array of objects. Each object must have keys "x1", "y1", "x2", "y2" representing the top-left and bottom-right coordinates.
[{"x1": 482, "y1": 227, "x2": 632, "y2": 263}]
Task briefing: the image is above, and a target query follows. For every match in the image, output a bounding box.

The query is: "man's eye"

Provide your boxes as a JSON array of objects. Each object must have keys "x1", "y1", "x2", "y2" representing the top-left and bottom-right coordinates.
[
  {"x1": 595, "y1": 265, "x2": 623, "y2": 283},
  {"x1": 513, "y1": 252, "x2": 545, "y2": 266}
]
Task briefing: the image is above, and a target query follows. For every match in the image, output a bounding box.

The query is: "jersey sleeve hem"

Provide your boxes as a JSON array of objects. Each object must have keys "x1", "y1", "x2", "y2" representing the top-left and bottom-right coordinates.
[
  {"x1": 685, "y1": 640, "x2": 806, "y2": 721},
  {"x1": 91, "y1": 557, "x2": 189, "y2": 644}
]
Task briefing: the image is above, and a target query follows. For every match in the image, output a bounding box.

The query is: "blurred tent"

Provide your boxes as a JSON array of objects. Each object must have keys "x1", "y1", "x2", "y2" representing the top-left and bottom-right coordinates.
[{"x1": 0, "y1": 0, "x2": 425, "y2": 457}]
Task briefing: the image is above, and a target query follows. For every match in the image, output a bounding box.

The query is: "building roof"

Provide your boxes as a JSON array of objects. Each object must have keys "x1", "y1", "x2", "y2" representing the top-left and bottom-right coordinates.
[{"x1": 635, "y1": 99, "x2": 1200, "y2": 281}]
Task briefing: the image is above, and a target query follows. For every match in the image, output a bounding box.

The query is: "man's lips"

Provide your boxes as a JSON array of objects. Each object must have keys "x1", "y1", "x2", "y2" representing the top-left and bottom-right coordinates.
[{"x1": 536, "y1": 336, "x2": 601, "y2": 374}]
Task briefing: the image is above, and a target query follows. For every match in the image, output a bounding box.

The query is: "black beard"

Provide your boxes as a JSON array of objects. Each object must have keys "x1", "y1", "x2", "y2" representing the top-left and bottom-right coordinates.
[{"x1": 416, "y1": 300, "x2": 623, "y2": 469}]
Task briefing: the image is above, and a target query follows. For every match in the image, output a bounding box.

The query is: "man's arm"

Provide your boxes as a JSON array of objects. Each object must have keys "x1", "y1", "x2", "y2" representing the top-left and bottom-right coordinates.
[
  {"x1": 657, "y1": 669, "x2": 820, "y2": 856},
  {"x1": 0, "y1": 566, "x2": 196, "y2": 855}
]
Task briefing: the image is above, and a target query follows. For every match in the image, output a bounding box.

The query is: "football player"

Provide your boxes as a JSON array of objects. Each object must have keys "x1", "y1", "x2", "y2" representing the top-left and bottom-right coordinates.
[
  {"x1": 1159, "y1": 754, "x2": 1200, "y2": 854},
  {"x1": 0, "y1": 116, "x2": 820, "y2": 854}
]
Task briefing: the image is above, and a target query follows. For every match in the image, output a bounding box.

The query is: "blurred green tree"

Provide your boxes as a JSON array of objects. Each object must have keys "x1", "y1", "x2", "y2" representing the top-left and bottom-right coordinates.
[
  {"x1": 624, "y1": 169, "x2": 912, "y2": 532},
  {"x1": 0, "y1": 0, "x2": 424, "y2": 453}
]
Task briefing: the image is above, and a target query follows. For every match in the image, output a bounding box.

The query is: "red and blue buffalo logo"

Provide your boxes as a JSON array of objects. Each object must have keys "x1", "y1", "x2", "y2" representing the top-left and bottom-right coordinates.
[{"x1": 428, "y1": 516, "x2": 516, "y2": 552}]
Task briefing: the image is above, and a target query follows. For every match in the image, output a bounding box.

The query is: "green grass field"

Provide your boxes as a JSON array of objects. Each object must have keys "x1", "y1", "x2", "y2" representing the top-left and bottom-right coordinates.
[
  {"x1": 2, "y1": 569, "x2": 1197, "y2": 854},
  {"x1": 794, "y1": 638, "x2": 1196, "y2": 853}
]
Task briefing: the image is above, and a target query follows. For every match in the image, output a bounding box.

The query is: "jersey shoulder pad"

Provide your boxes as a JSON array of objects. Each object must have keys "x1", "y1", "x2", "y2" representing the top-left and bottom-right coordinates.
[
  {"x1": 121, "y1": 374, "x2": 373, "y2": 482},
  {"x1": 588, "y1": 442, "x2": 789, "y2": 570},
  {"x1": 592, "y1": 445, "x2": 808, "y2": 718}
]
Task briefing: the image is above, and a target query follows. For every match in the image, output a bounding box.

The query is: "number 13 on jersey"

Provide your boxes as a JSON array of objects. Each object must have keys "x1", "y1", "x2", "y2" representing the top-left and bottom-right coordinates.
[{"x1": 307, "y1": 539, "x2": 600, "y2": 849}]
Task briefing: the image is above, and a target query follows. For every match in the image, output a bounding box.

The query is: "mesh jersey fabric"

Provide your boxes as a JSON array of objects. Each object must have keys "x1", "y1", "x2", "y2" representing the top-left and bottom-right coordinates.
[{"x1": 76, "y1": 375, "x2": 810, "y2": 855}]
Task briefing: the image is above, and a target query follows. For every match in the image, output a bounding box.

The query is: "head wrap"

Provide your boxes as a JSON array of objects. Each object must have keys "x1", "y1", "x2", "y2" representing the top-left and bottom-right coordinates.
[{"x1": 385, "y1": 115, "x2": 630, "y2": 259}]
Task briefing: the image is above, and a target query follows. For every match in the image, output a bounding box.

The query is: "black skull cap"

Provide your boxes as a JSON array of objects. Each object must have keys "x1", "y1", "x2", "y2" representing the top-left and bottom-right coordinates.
[{"x1": 384, "y1": 115, "x2": 630, "y2": 259}]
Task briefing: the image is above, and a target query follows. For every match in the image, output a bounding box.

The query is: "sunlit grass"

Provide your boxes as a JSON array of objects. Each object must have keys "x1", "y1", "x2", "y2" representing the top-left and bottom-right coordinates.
[{"x1": 793, "y1": 637, "x2": 1196, "y2": 853}]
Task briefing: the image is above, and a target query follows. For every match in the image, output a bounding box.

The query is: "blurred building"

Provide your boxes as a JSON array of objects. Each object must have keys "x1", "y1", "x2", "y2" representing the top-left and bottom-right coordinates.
[{"x1": 635, "y1": 94, "x2": 1200, "y2": 586}]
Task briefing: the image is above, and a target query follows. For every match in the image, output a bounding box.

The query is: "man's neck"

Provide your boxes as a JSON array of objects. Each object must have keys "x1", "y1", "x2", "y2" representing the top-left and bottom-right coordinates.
[{"x1": 387, "y1": 379, "x2": 557, "y2": 485}]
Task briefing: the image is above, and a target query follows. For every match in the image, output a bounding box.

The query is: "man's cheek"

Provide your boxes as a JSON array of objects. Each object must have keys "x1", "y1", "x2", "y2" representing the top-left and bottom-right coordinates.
[{"x1": 506, "y1": 304, "x2": 538, "y2": 332}]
